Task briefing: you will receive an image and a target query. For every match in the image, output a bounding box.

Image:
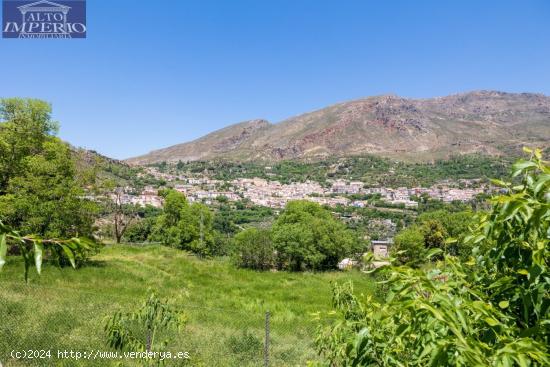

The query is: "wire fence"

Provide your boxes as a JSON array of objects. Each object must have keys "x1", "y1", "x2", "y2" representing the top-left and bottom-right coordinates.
[{"x1": 0, "y1": 281, "x2": 322, "y2": 366}]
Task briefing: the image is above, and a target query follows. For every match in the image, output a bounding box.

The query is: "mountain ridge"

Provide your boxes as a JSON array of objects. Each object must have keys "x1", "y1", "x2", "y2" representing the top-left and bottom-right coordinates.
[{"x1": 126, "y1": 91, "x2": 550, "y2": 165}]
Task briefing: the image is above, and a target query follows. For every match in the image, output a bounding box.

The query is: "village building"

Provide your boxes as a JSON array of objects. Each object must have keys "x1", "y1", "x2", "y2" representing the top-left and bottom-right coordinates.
[{"x1": 371, "y1": 239, "x2": 393, "y2": 258}]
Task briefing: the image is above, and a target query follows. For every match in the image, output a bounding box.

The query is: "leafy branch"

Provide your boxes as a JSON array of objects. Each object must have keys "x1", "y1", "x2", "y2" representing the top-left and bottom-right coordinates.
[
  {"x1": 104, "y1": 292, "x2": 186, "y2": 365},
  {"x1": 0, "y1": 220, "x2": 96, "y2": 282}
]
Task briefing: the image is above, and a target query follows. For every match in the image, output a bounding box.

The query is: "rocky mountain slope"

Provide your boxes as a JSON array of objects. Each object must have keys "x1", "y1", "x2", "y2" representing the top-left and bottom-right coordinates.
[{"x1": 126, "y1": 91, "x2": 550, "y2": 164}]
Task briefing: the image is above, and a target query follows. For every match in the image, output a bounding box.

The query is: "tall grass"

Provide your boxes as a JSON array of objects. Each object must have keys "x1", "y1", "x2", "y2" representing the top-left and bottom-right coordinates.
[{"x1": 0, "y1": 245, "x2": 375, "y2": 366}]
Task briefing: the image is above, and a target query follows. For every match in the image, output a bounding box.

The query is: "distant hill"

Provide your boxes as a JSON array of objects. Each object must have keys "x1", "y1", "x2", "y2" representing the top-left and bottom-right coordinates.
[
  {"x1": 126, "y1": 91, "x2": 550, "y2": 165},
  {"x1": 72, "y1": 147, "x2": 146, "y2": 187}
]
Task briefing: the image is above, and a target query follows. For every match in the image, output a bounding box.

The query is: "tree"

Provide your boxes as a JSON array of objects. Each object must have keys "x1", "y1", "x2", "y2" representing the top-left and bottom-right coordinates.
[
  {"x1": 151, "y1": 190, "x2": 187, "y2": 247},
  {"x1": 0, "y1": 98, "x2": 58, "y2": 193},
  {"x1": 271, "y1": 200, "x2": 360, "y2": 271},
  {"x1": 314, "y1": 150, "x2": 550, "y2": 366},
  {"x1": 0, "y1": 99, "x2": 97, "y2": 239},
  {"x1": 232, "y1": 228, "x2": 274, "y2": 270},
  {"x1": 123, "y1": 217, "x2": 156, "y2": 243},
  {"x1": 111, "y1": 188, "x2": 138, "y2": 244},
  {"x1": 0, "y1": 137, "x2": 97, "y2": 239},
  {"x1": 161, "y1": 189, "x2": 187, "y2": 227},
  {"x1": 391, "y1": 218, "x2": 451, "y2": 266},
  {"x1": 442, "y1": 211, "x2": 474, "y2": 239},
  {"x1": 213, "y1": 209, "x2": 238, "y2": 235},
  {"x1": 95, "y1": 178, "x2": 140, "y2": 244},
  {"x1": 420, "y1": 220, "x2": 447, "y2": 251},
  {"x1": 418, "y1": 210, "x2": 475, "y2": 259},
  {"x1": 120, "y1": 204, "x2": 163, "y2": 243},
  {"x1": 391, "y1": 226, "x2": 425, "y2": 266},
  {"x1": 178, "y1": 202, "x2": 215, "y2": 256},
  {"x1": 466, "y1": 147, "x2": 550, "y2": 345},
  {"x1": 152, "y1": 190, "x2": 219, "y2": 257}
]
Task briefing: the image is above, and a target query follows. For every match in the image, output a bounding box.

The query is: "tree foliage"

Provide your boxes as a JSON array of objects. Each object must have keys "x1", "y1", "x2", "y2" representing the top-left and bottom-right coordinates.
[
  {"x1": 162, "y1": 154, "x2": 510, "y2": 188},
  {"x1": 0, "y1": 98, "x2": 58, "y2": 192},
  {"x1": 391, "y1": 226, "x2": 425, "y2": 266},
  {"x1": 418, "y1": 209, "x2": 476, "y2": 259},
  {"x1": 231, "y1": 228, "x2": 274, "y2": 270},
  {"x1": 152, "y1": 190, "x2": 218, "y2": 257},
  {"x1": 124, "y1": 217, "x2": 156, "y2": 243},
  {"x1": 391, "y1": 210, "x2": 476, "y2": 266},
  {"x1": 272, "y1": 200, "x2": 361, "y2": 271},
  {"x1": 466, "y1": 147, "x2": 550, "y2": 346},
  {"x1": 0, "y1": 98, "x2": 97, "y2": 238},
  {"x1": 315, "y1": 149, "x2": 550, "y2": 366}
]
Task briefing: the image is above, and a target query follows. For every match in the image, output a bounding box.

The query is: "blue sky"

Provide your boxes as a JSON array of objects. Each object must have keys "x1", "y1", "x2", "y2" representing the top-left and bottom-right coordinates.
[{"x1": 0, "y1": 0, "x2": 549, "y2": 159}]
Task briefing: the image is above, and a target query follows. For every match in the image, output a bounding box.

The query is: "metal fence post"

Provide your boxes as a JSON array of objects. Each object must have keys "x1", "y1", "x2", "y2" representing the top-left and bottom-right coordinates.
[{"x1": 264, "y1": 311, "x2": 270, "y2": 367}]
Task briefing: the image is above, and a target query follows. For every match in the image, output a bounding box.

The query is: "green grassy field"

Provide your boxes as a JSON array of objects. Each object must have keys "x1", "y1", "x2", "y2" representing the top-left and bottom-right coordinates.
[{"x1": 0, "y1": 245, "x2": 375, "y2": 366}]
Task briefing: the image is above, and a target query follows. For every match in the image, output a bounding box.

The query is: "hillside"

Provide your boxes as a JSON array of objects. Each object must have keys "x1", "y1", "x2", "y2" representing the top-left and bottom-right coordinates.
[
  {"x1": 72, "y1": 147, "x2": 164, "y2": 188},
  {"x1": 126, "y1": 91, "x2": 550, "y2": 165}
]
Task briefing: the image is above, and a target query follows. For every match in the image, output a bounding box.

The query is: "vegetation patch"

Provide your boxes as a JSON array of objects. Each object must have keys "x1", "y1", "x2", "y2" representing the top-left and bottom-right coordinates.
[{"x1": 0, "y1": 245, "x2": 375, "y2": 366}]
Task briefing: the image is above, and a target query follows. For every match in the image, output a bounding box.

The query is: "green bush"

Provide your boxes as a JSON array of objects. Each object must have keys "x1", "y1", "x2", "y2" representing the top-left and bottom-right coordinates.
[
  {"x1": 272, "y1": 200, "x2": 361, "y2": 271},
  {"x1": 152, "y1": 190, "x2": 222, "y2": 257},
  {"x1": 123, "y1": 217, "x2": 155, "y2": 243},
  {"x1": 314, "y1": 149, "x2": 550, "y2": 366},
  {"x1": 417, "y1": 210, "x2": 476, "y2": 259},
  {"x1": 231, "y1": 228, "x2": 274, "y2": 270},
  {"x1": 390, "y1": 226, "x2": 425, "y2": 266}
]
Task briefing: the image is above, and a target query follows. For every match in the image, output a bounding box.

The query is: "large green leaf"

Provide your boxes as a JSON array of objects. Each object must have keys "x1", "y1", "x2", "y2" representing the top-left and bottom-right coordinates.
[
  {"x1": 20, "y1": 241, "x2": 31, "y2": 283},
  {"x1": 512, "y1": 160, "x2": 538, "y2": 177},
  {"x1": 34, "y1": 240, "x2": 44, "y2": 275},
  {"x1": 60, "y1": 244, "x2": 76, "y2": 268},
  {"x1": 533, "y1": 174, "x2": 550, "y2": 196},
  {"x1": 425, "y1": 248, "x2": 443, "y2": 259},
  {"x1": 498, "y1": 300, "x2": 509, "y2": 309},
  {"x1": 0, "y1": 234, "x2": 7, "y2": 270}
]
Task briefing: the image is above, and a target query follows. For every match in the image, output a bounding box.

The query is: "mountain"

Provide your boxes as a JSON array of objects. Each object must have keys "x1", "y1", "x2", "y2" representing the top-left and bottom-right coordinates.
[{"x1": 126, "y1": 91, "x2": 550, "y2": 165}]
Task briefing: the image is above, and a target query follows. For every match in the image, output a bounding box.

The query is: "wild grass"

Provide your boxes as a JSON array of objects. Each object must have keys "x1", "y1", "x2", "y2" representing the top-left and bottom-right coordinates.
[{"x1": 0, "y1": 244, "x2": 375, "y2": 366}]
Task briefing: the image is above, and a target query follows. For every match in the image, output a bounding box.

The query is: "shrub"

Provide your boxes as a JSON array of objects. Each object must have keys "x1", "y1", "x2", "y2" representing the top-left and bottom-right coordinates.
[
  {"x1": 391, "y1": 226, "x2": 425, "y2": 266},
  {"x1": 418, "y1": 210, "x2": 475, "y2": 259},
  {"x1": 104, "y1": 292, "x2": 186, "y2": 355},
  {"x1": 123, "y1": 217, "x2": 155, "y2": 243},
  {"x1": 232, "y1": 228, "x2": 274, "y2": 270}
]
